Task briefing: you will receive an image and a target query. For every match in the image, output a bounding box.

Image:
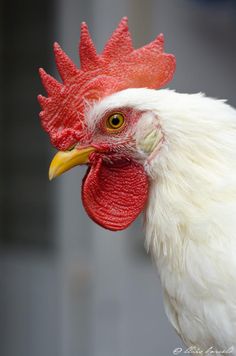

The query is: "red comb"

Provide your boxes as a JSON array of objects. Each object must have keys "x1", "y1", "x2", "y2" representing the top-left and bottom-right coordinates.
[{"x1": 38, "y1": 17, "x2": 176, "y2": 150}]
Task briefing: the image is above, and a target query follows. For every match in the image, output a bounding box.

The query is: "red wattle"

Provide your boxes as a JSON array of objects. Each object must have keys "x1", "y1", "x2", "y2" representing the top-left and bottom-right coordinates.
[{"x1": 82, "y1": 158, "x2": 149, "y2": 231}]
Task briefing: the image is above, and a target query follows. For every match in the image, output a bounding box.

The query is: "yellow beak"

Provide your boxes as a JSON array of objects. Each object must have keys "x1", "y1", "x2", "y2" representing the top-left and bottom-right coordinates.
[{"x1": 49, "y1": 146, "x2": 96, "y2": 180}]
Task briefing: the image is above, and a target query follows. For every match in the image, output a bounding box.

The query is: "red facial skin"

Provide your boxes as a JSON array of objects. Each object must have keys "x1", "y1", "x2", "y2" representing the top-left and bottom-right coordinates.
[
  {"x1": 79, "y1": 108, "x2": 149, "y2": 231},
  {"x1": 80, "y1": 107, "x2": 141, "y2": 152}
]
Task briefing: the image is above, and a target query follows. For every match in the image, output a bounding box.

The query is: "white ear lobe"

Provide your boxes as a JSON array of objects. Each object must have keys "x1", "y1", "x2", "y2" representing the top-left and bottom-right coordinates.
[{"x1": 136, "y1": 112, "x2": 164, "y2": 157}]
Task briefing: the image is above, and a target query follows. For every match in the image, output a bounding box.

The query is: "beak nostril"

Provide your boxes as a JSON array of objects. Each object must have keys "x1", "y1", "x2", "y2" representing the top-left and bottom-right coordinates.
[{"x1": 68, "y1": 145, "x2": 76, "y2": 151}]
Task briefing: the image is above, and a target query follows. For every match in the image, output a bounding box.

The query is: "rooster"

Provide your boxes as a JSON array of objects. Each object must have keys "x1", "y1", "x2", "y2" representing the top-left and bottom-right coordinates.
[{"x1": 38, "y1": 17, "x2": 236, "y2": 354}]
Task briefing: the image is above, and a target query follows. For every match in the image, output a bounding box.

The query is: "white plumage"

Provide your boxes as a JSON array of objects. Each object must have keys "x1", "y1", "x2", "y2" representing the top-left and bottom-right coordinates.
[{"x1": 89, "y1": 88, "x2": 236, "y2": 353}]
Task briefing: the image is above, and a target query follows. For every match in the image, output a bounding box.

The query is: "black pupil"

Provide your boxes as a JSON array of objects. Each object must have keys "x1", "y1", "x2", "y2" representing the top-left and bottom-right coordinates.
[{"x1": 111, "y1": 116, "x2": 120, "y2": 126}]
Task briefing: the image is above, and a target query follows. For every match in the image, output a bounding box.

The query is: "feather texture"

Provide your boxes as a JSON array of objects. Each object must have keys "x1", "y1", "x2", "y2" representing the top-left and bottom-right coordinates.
[{"x1": 90, "y1": 88, "x2": 236, "y2": 353}]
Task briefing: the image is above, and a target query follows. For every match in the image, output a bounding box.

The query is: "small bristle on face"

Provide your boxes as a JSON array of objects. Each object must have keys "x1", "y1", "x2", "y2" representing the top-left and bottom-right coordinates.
[{"x1": 38, "y1": 17, "x2": 176, "y2": 151}]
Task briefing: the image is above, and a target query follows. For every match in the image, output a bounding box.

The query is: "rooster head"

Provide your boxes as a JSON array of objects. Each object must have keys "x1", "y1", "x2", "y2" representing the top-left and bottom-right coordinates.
[{"x1": 38, "y1": 17, "x2": 176, "y2": 231}]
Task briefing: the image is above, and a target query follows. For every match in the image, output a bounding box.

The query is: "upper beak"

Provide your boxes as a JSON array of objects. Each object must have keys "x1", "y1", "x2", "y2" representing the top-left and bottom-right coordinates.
[{"x1": 49, "y1": 146, "x2": 96, "y2": 180}]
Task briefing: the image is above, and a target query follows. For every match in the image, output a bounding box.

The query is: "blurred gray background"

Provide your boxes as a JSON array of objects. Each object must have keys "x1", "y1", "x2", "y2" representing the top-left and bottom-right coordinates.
[{"x1": 0, "y1": 0, "x2": 235, "y2": 355}]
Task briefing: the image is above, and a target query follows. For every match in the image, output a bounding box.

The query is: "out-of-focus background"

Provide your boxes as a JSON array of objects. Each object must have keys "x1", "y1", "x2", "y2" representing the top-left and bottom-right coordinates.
[{"x1": 0, "y1": 0, "x2": 235, "y2": 355}]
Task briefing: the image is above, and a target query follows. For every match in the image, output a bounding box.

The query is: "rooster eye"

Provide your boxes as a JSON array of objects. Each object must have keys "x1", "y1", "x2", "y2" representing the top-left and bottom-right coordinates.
[{"x1": 106, "y1": 113, "x2": 125, "y2": 131}]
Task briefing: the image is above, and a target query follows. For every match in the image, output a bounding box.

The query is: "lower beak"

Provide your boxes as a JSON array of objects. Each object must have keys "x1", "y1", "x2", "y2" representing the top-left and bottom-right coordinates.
[{"x1": 49, "y1": 146, "x2": 96, "y2": 180}]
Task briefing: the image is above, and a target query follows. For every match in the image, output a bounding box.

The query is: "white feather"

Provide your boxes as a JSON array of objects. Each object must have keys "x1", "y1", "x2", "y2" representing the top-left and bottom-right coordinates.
[{"x1": 90, "y1": 88, "x2": 236, "y2": 353}]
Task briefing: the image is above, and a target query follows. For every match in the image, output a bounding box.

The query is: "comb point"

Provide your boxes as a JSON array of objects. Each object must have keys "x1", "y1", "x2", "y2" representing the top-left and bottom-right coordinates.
[
  {"x1": 79, "y1": 21, "x2": 99, "y2": 70},
  {"x1": 103, "y1": 17, "x2": 132, "y2": 59},
  {"x1": 53, "y1": 42, "x2": 78, "y2": 82},
  {"x1": 39, "y1": 68, "x2": 62, "y2": 96},
  {"x1": 37, "y1": 94, "x2": 49, "y2": 108}
]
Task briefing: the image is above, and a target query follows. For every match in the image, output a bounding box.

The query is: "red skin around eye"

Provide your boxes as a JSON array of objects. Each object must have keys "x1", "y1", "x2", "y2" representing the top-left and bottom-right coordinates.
[{"x1": 99, "y1": 107, "x2": 142, "y2": 135}]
